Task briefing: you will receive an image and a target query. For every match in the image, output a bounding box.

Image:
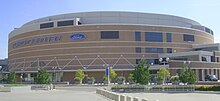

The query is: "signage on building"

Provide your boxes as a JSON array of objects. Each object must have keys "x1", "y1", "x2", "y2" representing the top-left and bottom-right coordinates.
[
  {"x1": 70, "y1": 33, "x2": 86, "y2": 40},
  {"x1": 13, "y1": 36, "x2": 63, "y2": 48}
]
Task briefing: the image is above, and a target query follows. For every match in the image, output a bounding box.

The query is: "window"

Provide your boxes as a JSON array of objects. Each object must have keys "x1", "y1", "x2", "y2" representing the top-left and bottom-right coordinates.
[
  {"x1": 167, "y1": 48, "x2": 172, "y2": 53},
  {"x1": 135, "y1": 47, "x2": 141, "y2": 53},
  {"x1": 40, "y1": 22, "x2": 54, "y2": 29},
  {"x1": 101, "y1": 31, "x2": 119, "y2": 39},
  {"x1": 135, "y1": 32, "x2": 141, "y2": 41},
  {"x1": 145, "y1": 32, "x2": 163, "y2": 42},
  {"x1": 145, "y1": 48, "x2": 163, "y2": 53},
  {"x1": 146, "y1": 59, "x2": 159, "y2": 64},
  {"x1": 183, "y1": 34, "x2": 194, "y2": 41},
  {"x1": 166, "y1": 33, "x2": 172, "y2": 42},
  {"x1": 57, "y1": 20, "x2": 74, "y2": 27}
]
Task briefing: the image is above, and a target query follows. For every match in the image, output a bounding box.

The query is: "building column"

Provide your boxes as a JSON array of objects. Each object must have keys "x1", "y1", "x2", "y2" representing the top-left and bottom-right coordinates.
[
  {"x1": 196, "y1": 69, "x2": 200, "y2": 81},
  {"x1": 202, "y1": 69, "x2": 205, "y2": 81},
  {"x1": 215, "y1": 69, "x2": 218, "y2": 77},
  {"x1": 207, "y1": 69, "x2": 209, "y2": 75},
  {"x1": 211, "y1": 69, "x2": 214, "y2": 75},
  {"x1": 27, "y1": 73, "x2": 31, "y2": 81}
]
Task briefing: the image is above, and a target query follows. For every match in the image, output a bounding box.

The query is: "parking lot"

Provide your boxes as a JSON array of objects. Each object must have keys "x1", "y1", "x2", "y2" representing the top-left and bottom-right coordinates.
[{"x1": 0, "y1": 86, "x2": 109, "y2": 101}]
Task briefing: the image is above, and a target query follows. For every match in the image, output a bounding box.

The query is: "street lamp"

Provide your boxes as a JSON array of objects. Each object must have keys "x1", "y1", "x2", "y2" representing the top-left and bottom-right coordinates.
[
  {"x1": 103, "y1": 64, "x2": 110, "y2": 85},
  {"x1": 159, "y1": 57, "x2": 169, "y2": 85},
  {"x1": 184, "y1": 61, "x2": 191, "y2": 67}
]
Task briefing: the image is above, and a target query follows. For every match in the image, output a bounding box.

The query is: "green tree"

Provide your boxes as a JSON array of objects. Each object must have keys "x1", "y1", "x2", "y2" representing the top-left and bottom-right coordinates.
[
  {"x1": 179, "y1": 66, "x2": 197, "y2": 84},
  {"x1": 132, "y1": 60, "x2": 151, "y2": 85},
  {"x1": 110, "y1": 68, "x2": 117, "y2": 81},
  {"x1": 36, "y1": 68, "x2": 51, "y2": 84},
  {"x1": 75, "y1": 69, "x2": 85, "y2": 84},
  {"x1": 156, "y1": 68, "x2": 170, "y2": 83},
  {"x1": 7, "y1": 71, "x2": 16, "y2": 84}
]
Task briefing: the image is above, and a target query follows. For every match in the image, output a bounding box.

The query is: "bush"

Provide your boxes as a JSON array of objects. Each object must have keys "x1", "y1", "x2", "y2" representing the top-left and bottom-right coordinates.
[
  {"x1": 74, "y1": 77, "x2": 81, "y2": 84},
  {"x1": 195, "y1": 85, "x2": 220, "y2": 91},
  {"x1": 170, "y1": 75, "x2": 179, "y2": 85},
  {"x1": 36, "y1": 68, "x2": 51, "y2": 84},
  {"x1": 75, "y1": 69, "x2": 85, "y2": 83},
  {"x1": 128, "y1": 74, "x2": 135, "y2": 84},
  {"x1": 87, "y1": 77, "x2": 95, "y2": 84},
  {"x1": 7, "y1": 72, "x2": 16, "y2": 84},
  {"x1": 116, "y1": 76, "x2": 126, "y2": 84}
]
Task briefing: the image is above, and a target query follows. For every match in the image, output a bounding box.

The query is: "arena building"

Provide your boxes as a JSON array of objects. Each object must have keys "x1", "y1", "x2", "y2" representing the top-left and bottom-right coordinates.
[{"x1": 8, "y1": 11, "x2": 220, "y2": 83}]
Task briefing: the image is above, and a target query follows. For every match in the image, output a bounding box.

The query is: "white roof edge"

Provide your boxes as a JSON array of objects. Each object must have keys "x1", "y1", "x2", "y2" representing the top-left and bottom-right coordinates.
[{"x1": 9, "y1": 24, "x2": 213, "y2": 38}]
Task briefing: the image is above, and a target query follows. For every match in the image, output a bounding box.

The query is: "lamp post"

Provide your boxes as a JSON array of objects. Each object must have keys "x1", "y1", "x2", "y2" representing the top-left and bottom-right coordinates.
[
  {"x1": 83, "y1": 66, "x2": 88, "y2": 83},
  {"x1": 159, "y1": 57, "x2": 169, "y2": 85},
  {"x1": 183, "y1": 61, "x2": 191, "y2": 68},
  {"x1": 103, "y1": 64, "x2": 110, "y2": 85}
]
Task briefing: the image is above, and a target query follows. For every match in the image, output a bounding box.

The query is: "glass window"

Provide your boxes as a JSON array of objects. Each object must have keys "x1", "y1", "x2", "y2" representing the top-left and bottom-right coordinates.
[
  {"x1": 183, "y1": 34, "x2": 194, "y2": 42},
  {"x1": 167, "y1": 48, "x2": 172, "y2": 53},
  {"x1": 40, "y1": 22, "x2": 54, "y2": 29},
  {"x1": 135, "y1": 32, "x2": 141, "y2": 41},
  {"x1": 145, "y1": 48, "x2": 163, "y2": 53},
  {"x1": 166, "y1": 33, "x2": 172, "y2": 42},
  {"x1": 145, "y1": 32, "x2": 163, "y2": 42},
  {"x1": 146, "y1": 59, "x2": 159, "y2": 64},
  {"x1": 101, "y1": 31, "x2": 119, "y2": 39},
  {"x1": 135, "y1": 47, "x2": 141, "y2": 53},
  {"x1": 57, "y1": 20, "x2": 74, "y2": 27}
]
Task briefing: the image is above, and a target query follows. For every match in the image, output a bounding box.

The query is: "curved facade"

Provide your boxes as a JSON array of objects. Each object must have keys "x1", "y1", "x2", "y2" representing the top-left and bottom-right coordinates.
[{"x1": 8, "y1": 11, "x2": 218, "y2": 82}]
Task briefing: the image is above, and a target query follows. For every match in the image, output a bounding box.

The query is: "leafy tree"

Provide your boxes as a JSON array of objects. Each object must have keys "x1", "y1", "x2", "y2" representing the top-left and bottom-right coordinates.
[
  {"x1": 128, "y1": 73, "x2": 134, "y2": 83},
  {"x1": 170, "y1": 75, "x2": 180, "y2": 85},
  {"x1": 156, "y1": 68, "x2": 170, "y2": 83},
  {"x1": 36, "y1": 68, "x2": 51, "y2": 84},
  {"x1": 179, "y1": 66, "x2": 197, "y2": 84},
  {"x1": 110, "y1": 68, "x2": 117, "y2": 81},
  {"x1": 7, "y1": 71, "x2": 16, "y2": 84},
  {"x1": 75, "y1": 69, "x2": 85, "y2": 84},
  {"x1": 132, "y1": 60, "x2": 151, "y2": 85}
]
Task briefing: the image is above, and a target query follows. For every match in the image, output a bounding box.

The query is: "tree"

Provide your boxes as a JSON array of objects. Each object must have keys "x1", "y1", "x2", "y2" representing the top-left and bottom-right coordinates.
[
  {"x1": 7, "y1": 71, "x2": 16, "y2": 84},
  {"x1": 156, "y1": 68, "x2": 170, "y2": 83},
  {"x1": 75, "y1": 69, "x2": 85, "y2": 84},
  {"x1": 179, "y1": 66, "x2": 197, "y2": 84},
  {"x1": 110, "y1": 68, "x2": 117, "y2": 81},
  {"x1": 128, "y1": 73, "x2": 135, "y2": 84},
  {"x1": 170, "y1": 75, "x2": 179, "y2": 85},
  {"x1": 36, "y1": 68, "x2": 51, "y2": 84},
  {"x1": 132, "y1": 60, "x2": 151, "y2": 85}
]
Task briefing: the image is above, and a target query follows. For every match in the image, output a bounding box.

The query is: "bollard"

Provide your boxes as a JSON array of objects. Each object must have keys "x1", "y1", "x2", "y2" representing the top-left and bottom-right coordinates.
[
  {"x1": 133, "y1": 97, "x2": 139, "y2": 101},
  {"x1": 120, "y1": 95, "x2": 125, "y2": 101},
  {"x1": 142, "y1": 98, "x2": 148, "y2": 101},
  {"x1": 126, "y1": 96, "x2": 132, "y2": 101}
]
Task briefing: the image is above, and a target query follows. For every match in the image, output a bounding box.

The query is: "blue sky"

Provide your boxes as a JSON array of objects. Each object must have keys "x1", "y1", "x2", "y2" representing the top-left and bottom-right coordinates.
[{"x1": 1, "y1": 0, "x2": 220, "y2": 59}]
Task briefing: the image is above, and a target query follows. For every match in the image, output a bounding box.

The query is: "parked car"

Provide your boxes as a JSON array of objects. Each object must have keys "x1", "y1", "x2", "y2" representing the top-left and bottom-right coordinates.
[{"x1": 205, "y1": 75, "x2": 218, "y2": 81}]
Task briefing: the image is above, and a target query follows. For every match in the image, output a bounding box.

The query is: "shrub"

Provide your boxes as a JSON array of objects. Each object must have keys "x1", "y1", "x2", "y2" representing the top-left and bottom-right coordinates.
[
  {"x1": 7, "y1": 72, "x2": 16, "y2": 84},
  {"x1": 116, "y1": 76, "x2": 126, "y2": 84},
  {"x1": 87, "y1": 77, "x2": 95, "y2": 84},
  {"x1": 170, "y1": 75, "x2": 179, "y2": 85},
  {"x1": 195, "y1": 85, "x2": 220, "y2": 91},
  {"x1": 75, "y1": 69, "x2": 85, "y2": 84},
  {"x1": 74, "y1": 77, "x2": 81, "y2": 84},
  {"x1": 36, "y1": 68, "x2": 51, "y2": 84},
  {"x1": 128, "y1": 74, "x2": 135, "y2": 84}
]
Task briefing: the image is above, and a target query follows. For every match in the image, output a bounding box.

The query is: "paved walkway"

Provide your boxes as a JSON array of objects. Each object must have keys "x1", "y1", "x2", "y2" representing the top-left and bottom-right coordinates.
[
  {"x1": 0, "y1": 86, "x2": 109, "y2": 101},
  {"x1": 123, "y1": 92, "x2": 220, "y2": 101}
]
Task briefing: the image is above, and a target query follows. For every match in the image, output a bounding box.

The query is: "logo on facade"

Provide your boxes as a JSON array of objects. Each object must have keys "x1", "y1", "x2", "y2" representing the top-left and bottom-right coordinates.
[{"x1": 70, "y1": 33, "x2": 86, "y2": 40}]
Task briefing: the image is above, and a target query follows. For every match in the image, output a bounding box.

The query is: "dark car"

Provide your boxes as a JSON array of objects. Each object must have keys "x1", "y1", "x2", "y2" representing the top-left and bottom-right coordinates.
[{"x1": 205, "y1": 75, "x2": 218, "y2": 81}]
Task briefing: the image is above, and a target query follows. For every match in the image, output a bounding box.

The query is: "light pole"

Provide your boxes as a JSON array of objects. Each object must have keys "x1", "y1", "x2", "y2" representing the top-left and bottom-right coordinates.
[
  {"x1": 183, "y1": 61, "x2": 191, "y2": 68},
  {"x1": 103, "y1": 64, "x2": 109, "y2": 85},
  {"x1": 159, "y1": 57, "x2": 169, "y2": 85}
]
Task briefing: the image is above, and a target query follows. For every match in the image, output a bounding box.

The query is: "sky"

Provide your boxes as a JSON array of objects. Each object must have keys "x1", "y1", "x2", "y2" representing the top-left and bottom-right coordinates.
[{"x1": 1, "y1": 0, "x2": 220, "y2": 59}]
